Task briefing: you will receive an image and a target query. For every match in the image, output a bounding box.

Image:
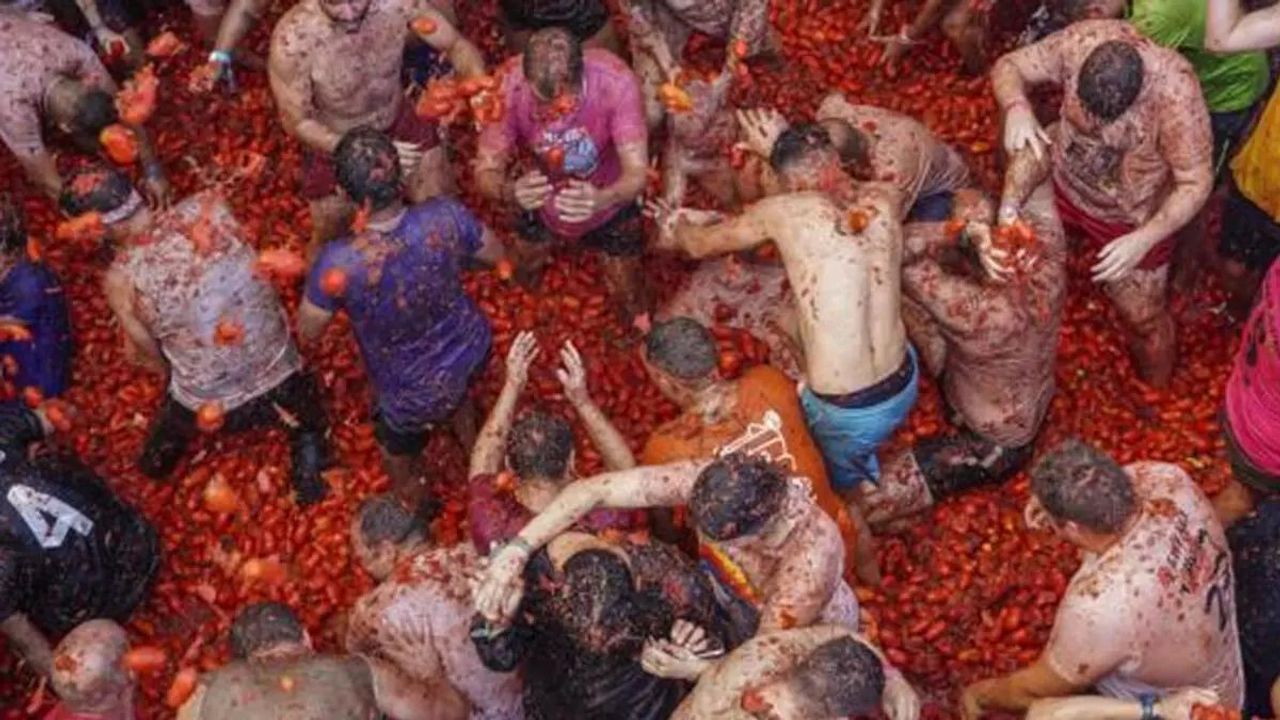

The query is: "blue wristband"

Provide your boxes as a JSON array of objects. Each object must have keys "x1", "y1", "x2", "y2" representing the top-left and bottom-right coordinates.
[
  {"x1": 1139, "y1": 694, "x2": 1159, "y2": 720},
  {"x1": 208, "y1": 50, "x2": 233, "y2": 65}
]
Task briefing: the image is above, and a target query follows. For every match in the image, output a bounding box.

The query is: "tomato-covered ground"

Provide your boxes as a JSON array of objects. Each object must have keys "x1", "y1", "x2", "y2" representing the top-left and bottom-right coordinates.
[{"x1": 0, "y1": 1, "x2": 1240, "y2": 717}]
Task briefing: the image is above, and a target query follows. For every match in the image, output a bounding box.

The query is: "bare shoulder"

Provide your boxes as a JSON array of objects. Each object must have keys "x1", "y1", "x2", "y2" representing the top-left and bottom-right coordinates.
[
  {"x1": 855, "y1": 181, "x2": 906, "y2": 217},
  {"x1": 270, "y1": 1, "x2": 321, "y2": 55}
]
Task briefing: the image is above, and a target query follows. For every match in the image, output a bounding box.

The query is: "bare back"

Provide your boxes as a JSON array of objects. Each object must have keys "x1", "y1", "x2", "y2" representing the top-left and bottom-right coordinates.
[
  {"x1": 763, "y1": 187, "x2": 907, "y2": 394},
  {"x1": 194, "y1": 655, "x2": 379, "y2": 720},
  {"x1": 270, "y1": 0, "x2": 416, "y2": 135}
]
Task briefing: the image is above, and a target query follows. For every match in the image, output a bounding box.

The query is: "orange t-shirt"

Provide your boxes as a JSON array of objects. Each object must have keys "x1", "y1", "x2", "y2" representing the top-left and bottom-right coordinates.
[{"x1": 640, "y1": 365, "x2": 858, "y2": 571}]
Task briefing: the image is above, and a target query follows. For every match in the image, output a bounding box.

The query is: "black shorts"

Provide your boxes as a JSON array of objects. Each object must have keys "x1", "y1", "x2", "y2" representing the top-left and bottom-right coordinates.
[
  {"x1": 373, "y1": 410, "x2": 428, "y2": 458},
  {"x1": 499, "y1": 0, "x2": 610, "y2": 40},
  {"x1": 518, "y1": 202, "x2": 645, "y2": 258},
  {"x1": 1211, "y1": 106, "x2": 1257, "y2": 179},
  {"x1": 1220, "y1": 180, "x2": 1280, "y2": 273},
  {"x1": 1228, "y1": 498, "x2": 1280, "y2": 718},
  {"x1": 914, "y1": 428, "x2": 1035, "y2": 500}
]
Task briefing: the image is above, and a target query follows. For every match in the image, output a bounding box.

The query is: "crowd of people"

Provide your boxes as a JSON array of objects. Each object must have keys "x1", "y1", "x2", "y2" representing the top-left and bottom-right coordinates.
[{"x1": 3, "y1": 0, "x2": 1280, "y2": 717}]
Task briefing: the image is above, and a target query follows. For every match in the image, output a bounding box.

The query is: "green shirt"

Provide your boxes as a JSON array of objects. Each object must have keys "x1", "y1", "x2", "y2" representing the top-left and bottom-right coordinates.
[{"x1": 1129, "y1": 0, "x2": 1270, "y2": 113}]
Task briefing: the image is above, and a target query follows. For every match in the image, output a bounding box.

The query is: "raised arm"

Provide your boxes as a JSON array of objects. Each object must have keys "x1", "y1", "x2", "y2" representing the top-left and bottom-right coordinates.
[
  {"x1": 556, "y1": 340, "x2": 635, "y2": 471},
  {"x1": 469, "y1": 331, "x2": 538, "y2": 478},
  {"x1": 991, "y1": 27, "x2": 1068, "y2": 159},
  {"x1": 1207, "y1": 0, "x2": 1280, "y2": 52},
  {"x1": 409, "y1": 7, "x2": 486, "y2": 78},
  {"x1": 268, "y1": 30, "x2": 341, "y2": 155},
  {"x1": 0, "y1": 613, "x2": 52, "y2": 676}
]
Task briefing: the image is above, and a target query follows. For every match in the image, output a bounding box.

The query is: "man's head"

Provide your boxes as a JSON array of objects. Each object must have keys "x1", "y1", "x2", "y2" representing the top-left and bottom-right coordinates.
[
  {"x1": 552, "y1": 548, "x2": 670, "y2": 656},
  {"x1": 523, "y1": 27, "x2": 585, "y2": 102},
  {"x1": 334, "y1": 127, "x2": 403, "y2": 213},
  {"x1": 769, "y1": 124, "x2": 845, "y2": 193},
  {"x1": 1030, "y1": 438, "x2": 1137, "y2": 547},
  {"x1": 816, "y1": 119, "x2": 872, "y2": 178},
  {"x1": 229, "y1": 602, "x2": 311, "y2": 660},
  {"x1": 46, "y1": 80, "x2": 118, "y2": 154},
  {"x1": 0, "y1": 195, "x2": 26, "y2": 263},
  {"x1": 60, "y1": 163, "x2": 150, "y2": 239},
  {"x1": 1077, "y1": 41, "x2": 1144, "y2": 123},
  {"x1": 50, "y1": 620, "x2": 133, "y2": 714},
  {"x1": 508, "y1": 411, "x2": 575, "y2": 480},
  {"x1": 318, "y1": 0, "x2": 373, "y2": 32},
  {"x1": 643, "y1": 317, "x2": 718, "y2": 403},
  {"x1": 743, "y1": 636, "x2": 886, "y2": 718},
  {"x1": 691, "y1": 453, "x2": 788, "y2": 542},
  {"x1": 351, "y1": 494, "x2": 427, "y2": 581}
]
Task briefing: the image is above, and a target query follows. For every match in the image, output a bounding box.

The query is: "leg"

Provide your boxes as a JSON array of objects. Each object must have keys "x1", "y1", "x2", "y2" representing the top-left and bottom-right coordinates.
[
  {"x1": 406, "y1": 145, "x2": 454, "y2": 204},
  {"x1": 600, "y1": 254, "x2": 651, "y2": 324},
  {"x1": 374, "y1": 412, "x2": 435, "y2": 518},
  {"x1": 138, "y1": 395, "x2": 198, "y2": 479},
  {"x1": 247, "y1": 371, "x2": 332, "y2": 505},
  {"x1": 1104, "y1": 265, "x2": 1175, "y2": 387}
]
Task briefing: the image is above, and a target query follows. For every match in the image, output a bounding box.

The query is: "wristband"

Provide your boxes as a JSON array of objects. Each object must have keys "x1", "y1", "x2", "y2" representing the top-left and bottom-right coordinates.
[
  {"x1": 504, "y1": 536, "x2": 533, "y2": 557},
  {"x1": 1002, "y1": 96, "x2": 1031, "y2": 112},
  {"x1": 208, "y1": 50, "x2": 233, "y2": 65},
  {"x1": 1139, "y1": 693, "x2": 1159, "y2": 720}
]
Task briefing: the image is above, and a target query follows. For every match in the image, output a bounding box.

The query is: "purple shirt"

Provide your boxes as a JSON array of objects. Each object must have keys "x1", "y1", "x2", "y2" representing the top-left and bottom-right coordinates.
[
  {"x1": 479, "y1": 49, "x2": 648, "y2": 239},
  {"x1": 305, "y1": 198, "x2": 492, "y2": 428}
]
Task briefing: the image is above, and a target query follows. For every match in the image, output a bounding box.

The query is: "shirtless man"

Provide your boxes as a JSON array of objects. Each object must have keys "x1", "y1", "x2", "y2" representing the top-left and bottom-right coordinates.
[
  {"x1": 992, "y1": 19, "x2": 1213, "y2": 386},
  {"x1": 651, "y1": 625, "x2": 916, "y2": 720},
  {"x1": 866, "y1": 158, "x2": 1068, "y2": 525},
  {"x1": 178, "y1": 602, "x2": 462, "y2": 719},
  {"x1": 475, "y1": 453, "x2": 860, "y2": 650},
  {"x1": 649, "y1": 124, "x2": 917, "y2": 507},
  {"x1": 0, "y1": 13, "x2": 169, "y2": 204},
  {"x1": 345, "y1": 496, "x2": 524, "y2": 719},
  {"x1": 961, "y1": 439, "x2": 1244, "y2": 718},
  {"x1": 62, "y1": 164, "x2": 331, "y2": 505},
  {"x1": 268, "y1": 0, "x2": 484, "y2": 249},
  {"x1": 43, "y1": 620, "x2": 137, "y2": 720}
]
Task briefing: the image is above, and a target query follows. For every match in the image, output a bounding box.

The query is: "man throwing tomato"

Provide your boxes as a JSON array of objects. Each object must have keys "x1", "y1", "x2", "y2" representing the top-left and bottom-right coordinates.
[
  {"x1": 992, "y1": 19, "x2": 1213, "y2": 386},
  {"x1": 476, "y1": 26, "x2": 651, "y2": 322},
  {"x1": 268, "y1": 0, "x2": 485, "y2": 250}
]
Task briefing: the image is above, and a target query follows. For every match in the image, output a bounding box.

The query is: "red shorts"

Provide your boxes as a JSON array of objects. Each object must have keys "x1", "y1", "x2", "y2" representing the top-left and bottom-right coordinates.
[
  {"x1": 1054, "y1": 182, "x2": 1175, "y2": 271},
  {"x1": 300, "y1": 99, "x2": 440, "y2": 201}
]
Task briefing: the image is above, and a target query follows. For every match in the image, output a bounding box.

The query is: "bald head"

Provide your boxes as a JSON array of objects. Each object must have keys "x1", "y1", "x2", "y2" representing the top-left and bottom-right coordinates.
[
  {"x1": 51, "y1": 620, "x2": 132, "y2": 712},
  {"x1": 524, "y1": 27, "x2": 584, "y2": 101}
]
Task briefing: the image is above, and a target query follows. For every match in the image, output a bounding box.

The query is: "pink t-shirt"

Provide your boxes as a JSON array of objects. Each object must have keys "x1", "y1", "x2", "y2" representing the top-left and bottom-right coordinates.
[
  {"x1": 1225, "y1": 262, "x2": 1280, "y2": 475},
  {"x1": 479, "y1": 49, "x2": 647, "y2": 239},
  {"x1": 0, "y1": 15, "x2": 113, "y2": 158},
  {"x1": 1044, "y1": 462, "x2": 1244, "y2": 708}
]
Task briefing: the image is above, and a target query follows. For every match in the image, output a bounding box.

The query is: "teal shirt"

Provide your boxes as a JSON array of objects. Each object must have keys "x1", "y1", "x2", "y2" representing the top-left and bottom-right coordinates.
[{"x1": 1129, "y1": 0, "x2": 1269, "y2": 113}]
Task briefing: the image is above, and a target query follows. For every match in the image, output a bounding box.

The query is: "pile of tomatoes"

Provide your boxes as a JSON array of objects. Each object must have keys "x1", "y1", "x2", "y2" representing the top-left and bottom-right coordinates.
[{"x1": 0, "y1": 0, "x2": 1243, "y2": 717}]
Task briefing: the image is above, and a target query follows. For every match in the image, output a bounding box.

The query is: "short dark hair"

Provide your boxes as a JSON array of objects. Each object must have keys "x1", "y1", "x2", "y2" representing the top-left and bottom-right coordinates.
[
  {"x1": 60, "y1": 163, "x2": 134, "y2": 218},
  {"x1": 229, "y1": 602, "x2": 304, "y2": 659},
  {"x1": 790, "y1": 637, "x2": 886, "y2": 716},
  {"x1": 769, "y1": 123, "x2": 836, "y2": 173},
  {"x1": 0, "y1": 195, "x2": 26, "y2": 257},
  {"x1": 691, "y1": 453, "x2": 788, "y2": 541},
  {"x1": 71, "y1": 88, "x2": 119, "y2": 140},
  {"x1": 334, "y1": 127, "x2": 402, "y2": 211},
  {"x1": 1077, "y1": 41, "x2": 1144, "y2": 123},
  {"x1": 523, "y1": 27, "x2": 585, "y2": 99},
  {"x1": 357, "y1": 495, "x2": 420, "y2": 546},
  {"x1": 554, "y1": 549, "x2": 671, "y2": 656},
  {"x1": 646, "y1": 317, "x2": 717, "y2": 381},
  {"x1": 1031, "y1": 438, "x2": 1136, "y2": 533},
  {"x1": 508, "y1": 411, "x2": 574, "y2": 478}
]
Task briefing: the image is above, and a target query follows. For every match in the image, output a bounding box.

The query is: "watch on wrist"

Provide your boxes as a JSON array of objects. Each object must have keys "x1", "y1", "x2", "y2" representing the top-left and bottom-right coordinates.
[
  {"x1": 209, "y1": 50, "x2": 233, "y2": 65},
  {"x1": 1139, "y1": 693, "x2": 1160, "y2": 720}
]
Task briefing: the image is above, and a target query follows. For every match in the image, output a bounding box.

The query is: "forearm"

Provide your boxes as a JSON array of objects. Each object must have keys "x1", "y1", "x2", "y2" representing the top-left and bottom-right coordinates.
[
  {"x1": 511, "y1": 481, "x2": 606, "y2": 550},
  {"x1": 1027, "y1": 697, "x2": 1142, "y2": 720},
  {"x1": 599, "y1": 166, "x2": 648, "y2": 207},
  {"x1": 905, "y1": 0, "x2": 950, "y2": 37},
  {"x1": 283, "y1": 115, "x2": 342, "y2": 155},
  {"x1": 1001, "y1": 148, "x2": 1050, "y2": 215},
  {"x1": 213, "y1": 0, "x2": 266, "y2": 55},
  {"x1": 19, "y1": 153, "x2": 61, "y2": 200},
  {"x1": 572, "y1": 398, "x2": 635, "y2": 470},
  {"x1": 446, "y1": 37, "x2": 486, "y2": 78},
  {"x1": 978, "y1": 671, "x2": 1061, "y2": 713},
  {"x1": 469, "y1": 380, "x2": 522, "y2": 477},
  {"x1": 991, "y1": 56, "x2": 1032, "y2": 109},
  {"x1": 1205, "y1": 0, "x2": 1280, "y2": 51},
  {"x1": 1134, "y1": 178, "x2": 1212, "y2": 246},
  {"x1": 1, "y1": 614, "x2": 53, "y2": 676},
  {"x1": 475, "y1": 158, "x2": 510, "y2": 204},
  {"x1": 75, "y1": 0, "x2": 106, "y2": 31}
]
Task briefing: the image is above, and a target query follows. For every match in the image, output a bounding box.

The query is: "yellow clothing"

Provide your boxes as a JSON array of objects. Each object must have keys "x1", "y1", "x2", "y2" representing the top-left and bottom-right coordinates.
[{"x1": 1232, "y1": 89, "x2": 1280, "y2": 220}]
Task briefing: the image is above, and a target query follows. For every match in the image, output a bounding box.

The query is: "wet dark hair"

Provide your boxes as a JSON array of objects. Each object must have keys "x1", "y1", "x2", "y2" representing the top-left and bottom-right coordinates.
[
  {"x1": 1077, "y1": 41, "x2": 1144, "y2": 123},
  {"x1": 524, "y1": 26, "x2": 585, "y2": 100},
  {"x1": 691, "y1": 453, "x2": 788, "y2": 541},
  {"x1": 1031, "y1": 438, "x2": 1136, "y2": 533},
  {"x1": 71, "y1": 89, "x2": 119, "y2": 142},
  {"x1": 646, "y1": 317, "x2": 717, "y2": 381},
  {"x1": 553, "y1": 549, "x2": 671, "y2": 656},
  {"x1": 334, "y1": 127, "x2": 403, "y2": 211},
  {"x1": 508, "y1": 411, "x2": 574, "y2": 479},
  {"x1": 769, "y1": 123, "x2": 836, "y2": 174},
  {"x1": 0, "y1": 195, "x2": 25, "y2": 257},
  {"x1": 357, "y1": 495, "x2": 420, "y2": 546},
  {"x1": 229, "y1": 602, "x2": 304, "y2": 659},
  {"x1": 821, "y1": 119, "x2": 872, "y2": 173},
  {"x1": 59, "y1": 163, "x2": 134, "y2": 218},
  {"x1": 789, "y1": 637, "x2": 886, "y2": 716}
]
